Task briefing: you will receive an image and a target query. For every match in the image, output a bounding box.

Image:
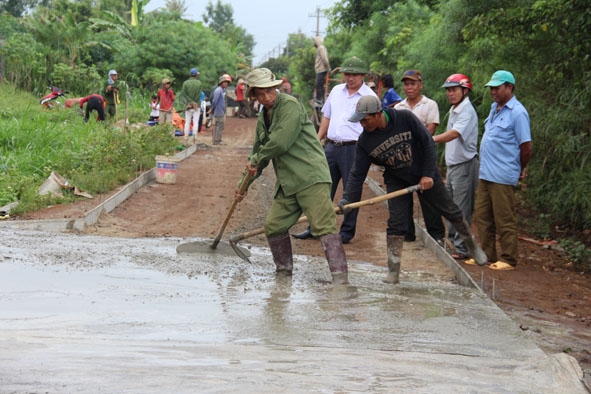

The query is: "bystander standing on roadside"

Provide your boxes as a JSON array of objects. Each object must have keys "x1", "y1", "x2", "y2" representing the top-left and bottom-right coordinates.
[
  {"x1": 157, "y1": 78, "x2": 175, "y2": 128},
  {"x1": 236, "y1": 78, "x2": 247, "y2": 118},
  {"x1": 434, "y1": 74, "x2": 479, "y2": 260},
  {"x1": 210, "y1": 74, "x2": 232, "y2": 145},
  {"x1": 178, "y1": 68, "x2": 203, "y2": 145},
  {"x1": 235, "y1": 68, "x2": 349, "y2": 284},
  {"x1": 149, "y1": 94, "x2": 159, "y2": 122},
  {"x1": 472, "y1": 70, "x2": 532, "y2": 270},
  {"x1": 395, "y1": 69, "x2": 444, "y2": 244}
]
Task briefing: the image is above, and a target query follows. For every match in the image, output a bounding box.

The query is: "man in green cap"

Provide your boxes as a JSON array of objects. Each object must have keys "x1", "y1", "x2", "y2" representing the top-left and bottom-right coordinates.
[
  {"x1": 293, "y1": 56, "x2": 378, "y2": 244},
  {"x1": 235, "y1": 68, "x2": 348, "y2": 285},
  {"x1": 473, "y1": 70, "x2": 532, "y2": 270}
]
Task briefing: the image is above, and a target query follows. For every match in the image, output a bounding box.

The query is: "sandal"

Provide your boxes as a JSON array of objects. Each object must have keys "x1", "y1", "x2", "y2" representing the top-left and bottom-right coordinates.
[
  {"x1": 451, "y1": 253, "x2": 470, "y2": 260},
  {"x1": 488, "y1": 261, "x2": 516, "y2": 271},
  {"x1": 464, "y1": 258, "x2": 479, "y2": 266}
]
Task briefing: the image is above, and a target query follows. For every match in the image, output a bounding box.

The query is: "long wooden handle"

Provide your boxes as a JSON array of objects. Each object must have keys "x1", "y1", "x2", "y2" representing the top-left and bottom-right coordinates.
[
  {"x1": 229, "y1": 184, "x2": 420, "y2": 243},
  {"x1": 210, "y1": 171, "x2": 252, "y2": 249}
]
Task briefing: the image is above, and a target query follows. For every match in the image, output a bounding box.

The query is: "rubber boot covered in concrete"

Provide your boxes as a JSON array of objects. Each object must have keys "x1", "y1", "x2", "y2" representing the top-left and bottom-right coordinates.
[
  {"x1": 267, "y1": 233, "x2": 293, "y2": 276},
  {"x1": 319, "y1": 233, "x2": 348, "y2": 284},
  {"x1": 383, "y1": 235, "x2": 405, "y2": 284},
  {"x1": 450, "y1": 219, "x2": 488, "y2": 266}
]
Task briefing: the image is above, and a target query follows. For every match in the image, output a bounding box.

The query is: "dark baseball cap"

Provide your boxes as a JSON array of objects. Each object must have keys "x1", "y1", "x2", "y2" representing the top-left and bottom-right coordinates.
[{"x1": 348, "y1": 95, "x2": 382, "y2": 122}]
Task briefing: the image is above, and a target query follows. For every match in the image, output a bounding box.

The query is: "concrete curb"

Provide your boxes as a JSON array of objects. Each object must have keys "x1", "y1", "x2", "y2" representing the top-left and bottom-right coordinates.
[
  {"x1": 0, "y1": 145, "x2": 197, "y2": 232},
  {"x1": 364, "y1": 176, "x2": 480, "y2": 290}
]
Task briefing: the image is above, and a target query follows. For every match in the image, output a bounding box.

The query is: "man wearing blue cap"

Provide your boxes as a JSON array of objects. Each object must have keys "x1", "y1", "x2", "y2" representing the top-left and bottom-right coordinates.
[
  {"x1": 472, "y1": 70, "x2": 532, "y2": 270},
  {"x1": 178, "y1": 68, "x2": 203, "y2": 145}
]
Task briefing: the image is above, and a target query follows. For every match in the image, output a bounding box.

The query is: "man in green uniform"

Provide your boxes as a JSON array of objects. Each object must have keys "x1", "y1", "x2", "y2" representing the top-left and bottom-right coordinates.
[{"x1": 235, "y1": 68, "x2": 348, "y2": 284}]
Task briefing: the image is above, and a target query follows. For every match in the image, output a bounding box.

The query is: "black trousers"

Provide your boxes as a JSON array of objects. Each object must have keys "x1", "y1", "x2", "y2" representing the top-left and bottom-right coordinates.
[
  {"x1": 407, "y1": 198, "x2": 446, "y2": 241},
  {"x1": 386, "y1": 177, "x2": 462, "y2": 238},
  {"x1": 315, "y1": 71, "x2": 327, "y2": 102},
  {"x1": 85, "y1": 96, "x2": 105, "y2": 122}
]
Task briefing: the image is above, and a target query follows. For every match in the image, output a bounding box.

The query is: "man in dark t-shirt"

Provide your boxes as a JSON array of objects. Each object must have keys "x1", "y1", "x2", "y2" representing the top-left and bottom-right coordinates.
[{"x1": 340, "y1": 95, "x2": 487, "y2": 284}]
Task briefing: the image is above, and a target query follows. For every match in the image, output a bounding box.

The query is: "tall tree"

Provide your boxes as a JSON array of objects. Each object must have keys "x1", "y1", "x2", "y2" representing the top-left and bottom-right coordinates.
[
  {"x1": 165, "y1": 0, "x2": 188, "y2": 19},
  {"x1": 202, "y1": 0, "x2": 233, "y2": 33},
  {"x1": 0, "y1": 0, "x2": 38, "y2": 17},
  {"x1": 202, "y1": 0, "x2": 255, "y2": 63}
]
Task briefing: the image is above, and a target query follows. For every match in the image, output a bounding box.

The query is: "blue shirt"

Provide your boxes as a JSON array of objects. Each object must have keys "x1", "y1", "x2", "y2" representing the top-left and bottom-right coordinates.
[
  {"x1": 382, "y1": 88, "x2": 402, "y2": 109},
  {"x1": 479, "y1": 96, "x2": 531, "y2": 186},
  {"x1": 211, "y1": 85, "x2": 226, "y2": 117}
]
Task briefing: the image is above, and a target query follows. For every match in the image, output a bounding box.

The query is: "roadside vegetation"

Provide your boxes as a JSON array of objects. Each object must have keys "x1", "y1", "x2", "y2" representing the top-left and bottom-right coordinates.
[
  {"x1": 0, "y1": 0, "x2": 589, "y2": 270},
  {"x1": 0, "y1": 83, "x2": 179, "y2": 213}
]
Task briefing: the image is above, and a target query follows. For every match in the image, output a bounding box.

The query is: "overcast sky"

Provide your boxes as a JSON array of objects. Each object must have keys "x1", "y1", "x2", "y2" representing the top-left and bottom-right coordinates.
[{"x1": 144, "y1": 0, "x2": 336, "y2": 65}]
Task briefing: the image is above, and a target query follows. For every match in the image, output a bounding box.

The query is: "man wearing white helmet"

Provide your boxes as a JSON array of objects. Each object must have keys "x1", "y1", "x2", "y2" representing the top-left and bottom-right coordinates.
[{"x1": 104, "y1": 69, "x2": 119, "y2": 120}]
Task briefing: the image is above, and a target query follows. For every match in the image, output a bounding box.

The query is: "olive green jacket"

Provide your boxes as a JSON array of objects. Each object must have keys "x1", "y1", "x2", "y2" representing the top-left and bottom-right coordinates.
[
  {"x1": 178, "y1": 77, "x2": 203, "y2": 109},
  {"x1": 246, "y1": 93, "x2": 331, "y2": 196},
  {"x1": 103, "y1": 81, "x2": 119, "y2": 105}
]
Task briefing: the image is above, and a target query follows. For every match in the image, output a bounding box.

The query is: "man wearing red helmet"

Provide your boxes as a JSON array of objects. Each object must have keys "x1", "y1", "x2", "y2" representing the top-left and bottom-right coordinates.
[{"x1": 434, "y1": 74, "x2": 479, "y2": 261}]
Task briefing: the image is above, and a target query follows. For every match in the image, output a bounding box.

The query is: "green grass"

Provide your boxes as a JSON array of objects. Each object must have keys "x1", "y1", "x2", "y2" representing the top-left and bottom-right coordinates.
[{"x1": 0, "y1": 82, "x2": 179, "y2": 214}]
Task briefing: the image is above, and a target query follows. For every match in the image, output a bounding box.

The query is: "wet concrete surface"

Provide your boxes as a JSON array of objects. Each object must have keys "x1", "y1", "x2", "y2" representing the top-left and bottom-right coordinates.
[{"x1": 0, "y1": 228, "x2": 587, "y2": 393}]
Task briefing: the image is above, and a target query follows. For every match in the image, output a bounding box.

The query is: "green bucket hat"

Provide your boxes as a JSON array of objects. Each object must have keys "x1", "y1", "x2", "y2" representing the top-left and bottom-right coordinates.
[
  {"x1": 485, "y1": 70, "x2": 516, "y2": 87},
  {"x1": 340, "y1": 56, "x2": 368, "y2": 74},
  {"x1": 245, "y1": 68, "x2": 283, "y2": 96}
]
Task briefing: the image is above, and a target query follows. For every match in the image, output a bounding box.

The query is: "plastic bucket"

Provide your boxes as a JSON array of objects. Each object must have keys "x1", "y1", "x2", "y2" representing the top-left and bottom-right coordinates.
[{"x1": 155, "y1": 155, "x2": 180, "y2": 184}]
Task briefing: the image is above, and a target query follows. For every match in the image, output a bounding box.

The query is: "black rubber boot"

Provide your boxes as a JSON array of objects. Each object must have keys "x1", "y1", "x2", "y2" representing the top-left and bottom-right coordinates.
[
  {"x1": 450, "y1": 219, "x2": 487, "y2": 266},
  {"x1": 267, "y1": 233, "x2": 293, "y2": 276},
  {"x1": 319, "y1": 233, "x2": 348, "y2": 285},
  {"x1": 383, "y1": 235, "x2": 405, "y2": 284},
  {"x1": 292, "y1": 226, "x2": 316, "y2": 240}
]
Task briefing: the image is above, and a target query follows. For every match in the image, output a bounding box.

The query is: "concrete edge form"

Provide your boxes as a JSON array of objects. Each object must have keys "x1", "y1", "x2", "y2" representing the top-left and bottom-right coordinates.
[
  {"x1": 364, "y1": 176, "x2": 480, "y2": 289},
  {"x1": 0, "y1": 145, "x2": 197, "y2": 232}
]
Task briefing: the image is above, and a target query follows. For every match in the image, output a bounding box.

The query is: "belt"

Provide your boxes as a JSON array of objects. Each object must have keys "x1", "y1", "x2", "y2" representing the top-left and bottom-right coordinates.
[{"x1": 327, "y1": 139, "x2": 356, "y2": 146}]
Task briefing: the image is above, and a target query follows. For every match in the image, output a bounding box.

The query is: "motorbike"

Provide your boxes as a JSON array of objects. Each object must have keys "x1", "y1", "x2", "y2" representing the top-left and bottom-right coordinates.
[{"x1": 40, "y1": 80, "x2": 69, "y2": 109}]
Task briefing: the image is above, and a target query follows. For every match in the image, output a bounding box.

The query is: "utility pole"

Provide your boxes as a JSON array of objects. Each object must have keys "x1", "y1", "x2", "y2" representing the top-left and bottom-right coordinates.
[{"x1": 309, "y1": 6, "x2": 325, "y2": 36}]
